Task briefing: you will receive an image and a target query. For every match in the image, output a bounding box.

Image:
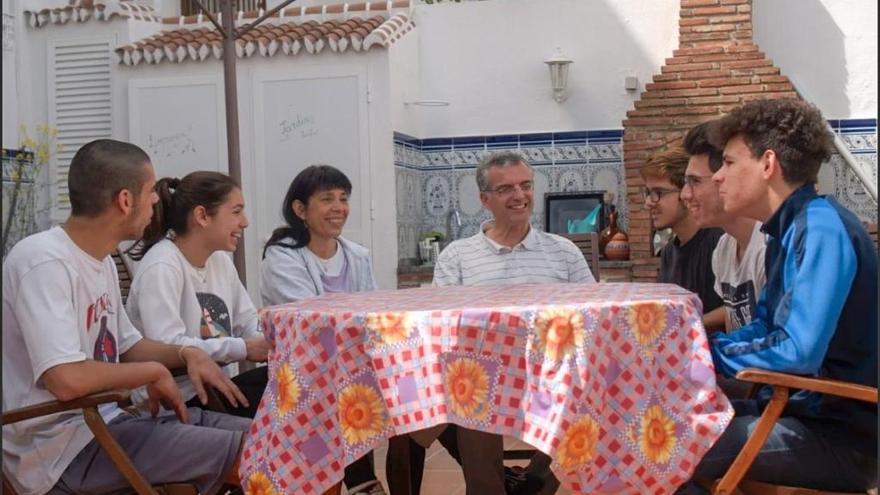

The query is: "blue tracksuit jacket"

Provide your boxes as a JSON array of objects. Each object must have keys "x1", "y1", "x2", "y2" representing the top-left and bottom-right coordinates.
[{"x1": 710, "y1": 184, "x2": 877, "y2": 455}]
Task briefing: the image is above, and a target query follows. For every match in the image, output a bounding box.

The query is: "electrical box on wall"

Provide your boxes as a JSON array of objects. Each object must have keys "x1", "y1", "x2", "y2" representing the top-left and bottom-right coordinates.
[{"x1": 624, "y1": 76, "x2": 639, "y2": 91}]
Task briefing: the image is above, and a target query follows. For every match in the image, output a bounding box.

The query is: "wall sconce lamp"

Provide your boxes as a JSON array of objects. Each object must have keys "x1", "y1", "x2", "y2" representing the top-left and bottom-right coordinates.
[{"x1": 544, "y1": 48, "x2": 573, "y2": 103}]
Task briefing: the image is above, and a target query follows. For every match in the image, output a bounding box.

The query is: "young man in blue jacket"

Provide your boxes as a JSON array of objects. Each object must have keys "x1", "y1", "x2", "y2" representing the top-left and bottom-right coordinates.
[{"x1": 678, "y1": 98, "x2": 877, "y2": 492}]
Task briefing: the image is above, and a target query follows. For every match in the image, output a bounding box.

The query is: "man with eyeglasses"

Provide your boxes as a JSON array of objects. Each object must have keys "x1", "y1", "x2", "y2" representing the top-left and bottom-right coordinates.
[
  {"x1": 424, "y1": 150, "x2": 594, "y2": 495},
  {"x1": 640, "y1": 147, "x2": 725, "y2": 330},
  {"x1": 676, "y1": 99, "x2": 877, "y2": 494},
  {"x1": 681, "y1": 121, "x2": 766, "y2": 334}
]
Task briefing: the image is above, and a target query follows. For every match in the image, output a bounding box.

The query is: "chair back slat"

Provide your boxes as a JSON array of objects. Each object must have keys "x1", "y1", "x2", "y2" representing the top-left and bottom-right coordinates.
[
  {"x1": 112, "y1": 250, "x2": 133, "y2": 305},
  {"x1": 561, "y1": 232, "x2": 601, "y2": 282}
]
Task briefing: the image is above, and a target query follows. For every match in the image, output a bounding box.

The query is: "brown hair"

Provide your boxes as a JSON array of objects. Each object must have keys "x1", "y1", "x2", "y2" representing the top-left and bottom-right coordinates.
[
  {"x1": 708, "y1": 98, "x2": 833, "y2": 185},
  {"x1": 683, "y1": 121, "x2": 723, "y2": 172},
  {"x1": 127, "y1": 171, "x2": 239, "y2": 260},
  {"x1": 640, "y1": 146, "x2": 690, "y2": 189}
]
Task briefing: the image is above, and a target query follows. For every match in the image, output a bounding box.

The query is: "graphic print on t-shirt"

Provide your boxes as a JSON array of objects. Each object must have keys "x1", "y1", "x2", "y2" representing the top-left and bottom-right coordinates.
[
  {"x1": 721, "y1": 281, "x2": 757, "y2": 329},
  {"x1": 196, "y1": 292, "x2": 231, "y2": 338},
  {"x1": 86, "y1": 293, "x2": 117, "y2": 362}
]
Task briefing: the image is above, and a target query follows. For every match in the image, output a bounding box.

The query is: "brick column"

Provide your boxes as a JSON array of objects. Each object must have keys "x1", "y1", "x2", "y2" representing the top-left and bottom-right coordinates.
[{"x1": 622, "y1": 0, "x2": 798, "y2": 282}]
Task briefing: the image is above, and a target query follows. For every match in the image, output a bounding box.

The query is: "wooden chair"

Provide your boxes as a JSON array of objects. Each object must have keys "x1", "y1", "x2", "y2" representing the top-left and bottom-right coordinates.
[
  {"x1": 562, "y1": 232, "x2": 601, "y2": 281},
  {"x1": 112, "y1": 249, "x2": 134, "y2": 305},
  {"x1": 865, "y1": 223, "x2": 877, "y2": 253},
  {"x1": 1, "y1": 390, "x2": 199, "y2": 495},
  {"x1": 713, "y1": 368, "x2": 878, "y2": 495}
]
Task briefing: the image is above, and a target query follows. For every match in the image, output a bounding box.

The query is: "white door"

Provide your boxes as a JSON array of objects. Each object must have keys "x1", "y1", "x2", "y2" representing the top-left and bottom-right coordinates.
[{"x1": 252, "y1": 64, "x2": 372, "y2": 264}]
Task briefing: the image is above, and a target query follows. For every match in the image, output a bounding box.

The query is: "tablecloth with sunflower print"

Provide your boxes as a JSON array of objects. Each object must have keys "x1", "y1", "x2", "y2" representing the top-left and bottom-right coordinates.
[{"x1": 239, "y1": 282, "x2": 734, "y2": 494}]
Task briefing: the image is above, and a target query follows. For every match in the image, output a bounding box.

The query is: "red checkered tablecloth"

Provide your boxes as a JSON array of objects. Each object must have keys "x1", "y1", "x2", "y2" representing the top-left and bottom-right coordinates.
[{"x1": 239, "y1": 283, "x2": 733, "y2": 494}]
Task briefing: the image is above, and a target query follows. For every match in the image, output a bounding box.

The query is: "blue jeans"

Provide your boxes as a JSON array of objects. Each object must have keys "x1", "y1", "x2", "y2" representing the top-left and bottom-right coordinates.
[{"x1": 676, "y1": 400, "x2": 877, "y2": 494}]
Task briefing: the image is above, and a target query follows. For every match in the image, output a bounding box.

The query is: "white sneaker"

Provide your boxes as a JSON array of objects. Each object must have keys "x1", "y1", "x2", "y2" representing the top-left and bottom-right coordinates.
[{"x1": 348, "y1": 479, "x2": 387, "y2": 495}]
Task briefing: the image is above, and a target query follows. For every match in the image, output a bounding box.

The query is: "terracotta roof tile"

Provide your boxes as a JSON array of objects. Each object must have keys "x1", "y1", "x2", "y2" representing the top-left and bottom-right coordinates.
[
  {"x1": 115, "y1": 3, "x2": 413, "y2": 66},
  {"x1": 25, "y1": 0, "x2": 159, "y2": 28}
]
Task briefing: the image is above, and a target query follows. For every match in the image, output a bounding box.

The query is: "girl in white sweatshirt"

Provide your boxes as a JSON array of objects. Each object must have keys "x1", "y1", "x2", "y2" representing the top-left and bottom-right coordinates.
[{"x1": 126, "y1": 171, "x2": 269, "y2": 417}]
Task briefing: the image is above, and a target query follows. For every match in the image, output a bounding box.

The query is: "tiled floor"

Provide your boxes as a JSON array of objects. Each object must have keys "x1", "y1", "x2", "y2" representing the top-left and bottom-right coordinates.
[{"x1": 343, "y1": 436, "x2": 572, "y2": 495}]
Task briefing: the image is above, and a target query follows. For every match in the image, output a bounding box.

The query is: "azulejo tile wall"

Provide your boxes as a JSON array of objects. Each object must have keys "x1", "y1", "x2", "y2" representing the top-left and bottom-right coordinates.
[
  {"x1": 818, "y1": 119, "x2": 878, "y2": 224},
  {"x1": 394, "y1": 130, "x2": 628, "y2": 260},
  {"x1": 395, "y1": 119, "x2": 878, "y2": 262}
]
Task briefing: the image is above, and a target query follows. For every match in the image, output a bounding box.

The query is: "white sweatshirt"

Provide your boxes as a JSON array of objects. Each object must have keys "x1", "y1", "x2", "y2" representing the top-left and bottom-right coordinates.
[{"x1": 126, "y1": 239, "x2": 261, "y2": 401}]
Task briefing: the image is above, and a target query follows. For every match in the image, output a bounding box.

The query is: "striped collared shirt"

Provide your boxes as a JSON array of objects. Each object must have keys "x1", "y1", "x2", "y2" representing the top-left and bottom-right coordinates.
[{"x1": 433, "y1": 221, "x2": 595, "y2": 287}]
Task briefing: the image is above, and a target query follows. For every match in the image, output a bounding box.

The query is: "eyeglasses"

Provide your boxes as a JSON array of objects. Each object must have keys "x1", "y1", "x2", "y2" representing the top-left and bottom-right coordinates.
[
  {"x1": 641, "y1": 187, "x2": 680, "y2": 202},
  {"x1": 483, "y1": 181, "x2": 534, "y2": 196},
  {"x1": 682, "y1": 174, "x2": 715, "y2": 190}
]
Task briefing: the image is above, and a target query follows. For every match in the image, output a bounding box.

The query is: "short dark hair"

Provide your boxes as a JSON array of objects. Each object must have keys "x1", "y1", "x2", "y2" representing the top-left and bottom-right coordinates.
[
  {"x1": 263, "y1": 165, "x2": 353, "y2": 257},
  {"x1": 640, "y1": 146, "x2": 689, "y2": 189},
  {"x1": 683, "y1": 121, "x2": 723, "y2": 172},
  {"x1": 68, "y1": 139, "x2": 151, "y2": 217},
  {"x1": 128, "y1": 171, "x2": 240, "y2": 260},
  {"x1": 708, "y1": 98, "x2": 834, "y2": 185}
]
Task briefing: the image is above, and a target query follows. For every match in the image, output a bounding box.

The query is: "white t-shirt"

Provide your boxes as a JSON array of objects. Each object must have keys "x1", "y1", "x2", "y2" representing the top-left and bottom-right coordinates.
[
  {"x1": 712, "y1": 221, "x2": 767, "y2": 330},
  {"x1": 126, "y1": 239, "x2": 260, "y2": 403},
  {"x1": 2, "y1": 226, "x2": 143, "y2": 495},
  {"x1": 305, "y1": 241, "x2": 344, "y2": 277}
]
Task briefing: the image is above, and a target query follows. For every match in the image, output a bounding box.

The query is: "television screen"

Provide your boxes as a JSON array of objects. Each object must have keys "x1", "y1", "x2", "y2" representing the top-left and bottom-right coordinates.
[{"x1": 544, "y1": 191, "x2": 606, "y2": 235}]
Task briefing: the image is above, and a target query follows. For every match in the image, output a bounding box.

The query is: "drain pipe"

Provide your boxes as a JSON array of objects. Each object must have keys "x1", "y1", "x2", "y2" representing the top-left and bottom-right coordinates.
[{"x1": 787, "y1": 77, "x2": 877, "y2": 203}]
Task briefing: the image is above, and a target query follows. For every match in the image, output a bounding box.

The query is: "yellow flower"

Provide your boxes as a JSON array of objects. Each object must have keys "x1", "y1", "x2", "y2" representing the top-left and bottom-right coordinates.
[
  {"x1": 366, "y1": 312, "x2": 412, "y2": 344},
  {"x1": 445, "y1": 358, "x2": 490, "y2": 419},
  {"x1": 275, "y1": 363, "x2": 300, "y2": 417},
  {"x1": 338, "y1": 383, "x2": 387, "y2": 444},
  {"x1": 246, "y1": 471, "x2": 278, "y2": 495},
  {"x1": 626, "y1": 303, "x2": 667, "y2": 346},
  {"x1": 639, "y1": 405, "x2": 677, "y2": 464},
  {"x1": 557, "y1": 416, "x2": 600, "y2": 470},
  {"x1": 534, "y1": 307, "x2": 585, "y2": 361}
]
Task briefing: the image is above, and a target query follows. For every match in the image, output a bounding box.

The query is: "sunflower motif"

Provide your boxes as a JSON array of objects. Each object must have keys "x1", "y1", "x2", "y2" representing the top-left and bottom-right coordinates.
[
  {"x1": 533, "y1": 307, "x2": 585, "y2": 362},
  {"x1": 626, "y1": 303, "x2": 667, "y2": 347},
  {"x1": 338, "y1": 383, "x2": 388, "y2": 444},
  {"x1": 556, "y1": 416, "x2": 600, "y2": 470},
  {"x1": 445, "y1": 358, "x2": 491, "y2": 419},
  {"x1": 639, "y1": 405, "x2": 677, "y2": 464},
  {"x1": 275, "y1": 362, "x2": 300, "y2": 417},
  {"x1": 366, "y1": 312, "x2": 412, "y2": 344},
  {"x1": 246, "y1": 471, "x2": 278, "y2": 495}
]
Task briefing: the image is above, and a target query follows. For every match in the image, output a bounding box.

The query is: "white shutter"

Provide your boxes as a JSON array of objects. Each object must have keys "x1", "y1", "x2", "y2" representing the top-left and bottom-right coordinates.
[{"x1": 48, "y1": 37, "x2": 113, "y2": 220}]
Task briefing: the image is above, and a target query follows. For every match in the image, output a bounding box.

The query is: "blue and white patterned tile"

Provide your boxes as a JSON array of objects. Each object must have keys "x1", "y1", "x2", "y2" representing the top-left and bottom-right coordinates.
[
  {"x1": 587, "y1": 143, "x2": 622, "y2": 162},
  {"x1": 423, "y1": 172, "x2": 453, "y2": 218}
]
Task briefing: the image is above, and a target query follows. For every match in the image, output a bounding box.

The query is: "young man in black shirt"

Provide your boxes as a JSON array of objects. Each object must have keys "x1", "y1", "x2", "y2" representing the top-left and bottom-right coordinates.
[{"x1": 641, "y1": 146, "x2": 725, "y2": 330}]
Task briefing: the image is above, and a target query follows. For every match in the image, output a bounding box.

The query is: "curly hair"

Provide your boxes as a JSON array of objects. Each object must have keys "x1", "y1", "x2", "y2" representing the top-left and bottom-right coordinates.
[
  {"x1": 640, "y1": 146, "x2": 690, "y2": 189},
  {"x1": 708, "y1": 98, "x2": 833, "y2": 185},
  {"x1": 683, "y1": 121, "x2": 723, "y2": 172}
]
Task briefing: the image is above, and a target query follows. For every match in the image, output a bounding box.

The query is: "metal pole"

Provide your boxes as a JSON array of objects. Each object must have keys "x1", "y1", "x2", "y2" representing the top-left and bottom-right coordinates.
[{"x1": 221, "y1": 0, "x2": 247, "y2": 283}]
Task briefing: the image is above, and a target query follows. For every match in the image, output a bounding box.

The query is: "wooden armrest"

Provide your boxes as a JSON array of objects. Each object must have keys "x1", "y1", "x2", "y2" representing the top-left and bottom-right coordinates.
[
  {"x1": 2, "y1": 390, "x2": 131, "y2": 425},
  {"x1": 735, "y1": 368, "x2": 878, "y2": 404}
]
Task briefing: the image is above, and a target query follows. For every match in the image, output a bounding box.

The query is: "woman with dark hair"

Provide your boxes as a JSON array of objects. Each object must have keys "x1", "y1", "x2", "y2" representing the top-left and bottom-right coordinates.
[
  {"x1": 260, "y1": 164, "x2": 385, "y2": 495},
  {"x1": 260, "y1": 164, "x2": 377, "y2": 304},
  {"x1": 126, "y1": 171, "x2": 270, "y2": 417}
]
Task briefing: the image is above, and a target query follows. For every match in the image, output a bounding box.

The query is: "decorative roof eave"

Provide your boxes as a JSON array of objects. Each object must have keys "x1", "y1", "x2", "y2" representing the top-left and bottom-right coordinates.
[
  {"x1": 24, "y1": 0, "x2": 159, "y2": 28},
  {"x1": 114, "y1": 10, "x2": 414, "y2": 66}
]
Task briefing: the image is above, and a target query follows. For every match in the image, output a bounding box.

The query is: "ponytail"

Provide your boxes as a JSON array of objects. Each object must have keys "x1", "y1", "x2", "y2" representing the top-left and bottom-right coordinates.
[{"x1": 127, "y1": 172, "x2": 238, "y2": 260}]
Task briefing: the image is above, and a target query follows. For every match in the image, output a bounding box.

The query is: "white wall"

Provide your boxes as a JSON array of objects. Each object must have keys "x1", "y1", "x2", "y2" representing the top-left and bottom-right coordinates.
[
  {"x1": 113, "y1": 49, "x2": 398, "y2": 297},
  {"x1": 389, "y1": 20, "x2": 419, "y2": 137},
  {"x1": 400, "y1": 0, "x2": 680, "y2": 137},
  {"x1": 2, "y1": 0, "x2": 20, "y2": 148},
  {"x1": 754, "y1": 0, "x2": 877, "y2": 119}
]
